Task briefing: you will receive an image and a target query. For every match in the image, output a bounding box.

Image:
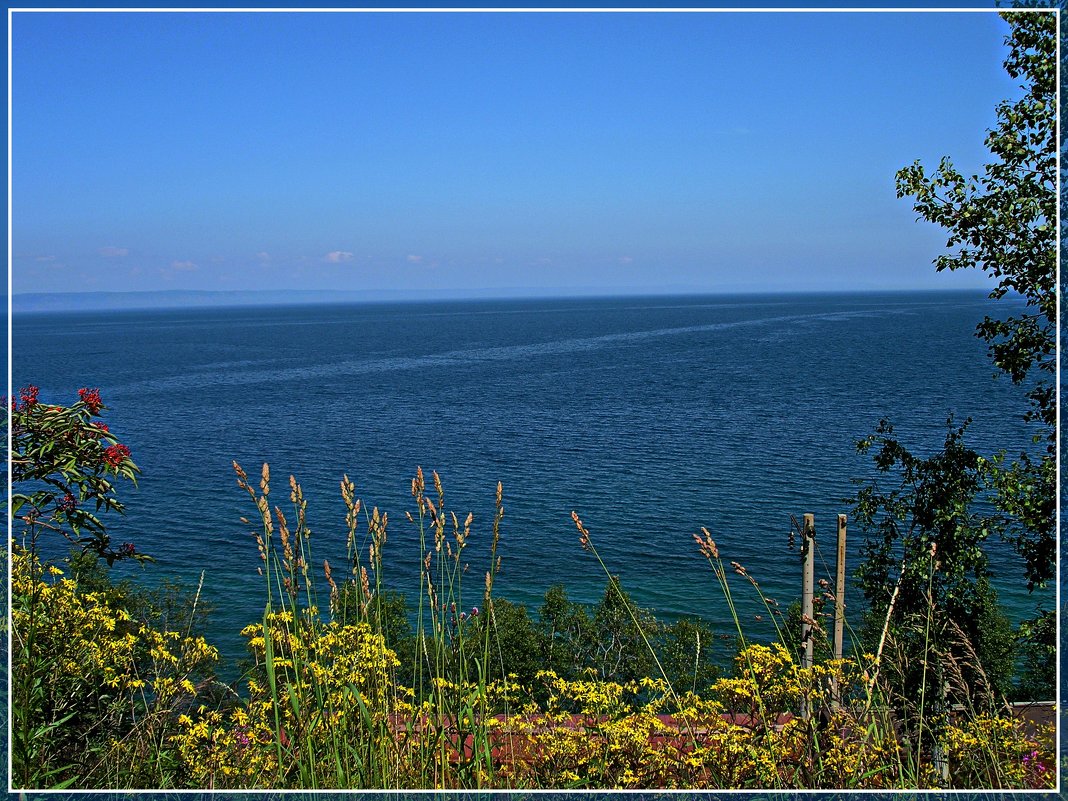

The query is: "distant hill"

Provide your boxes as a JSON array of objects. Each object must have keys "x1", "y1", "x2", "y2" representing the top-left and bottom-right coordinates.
[{"x1": 10, "y1": 287, "x2": 577, "y2": 314}]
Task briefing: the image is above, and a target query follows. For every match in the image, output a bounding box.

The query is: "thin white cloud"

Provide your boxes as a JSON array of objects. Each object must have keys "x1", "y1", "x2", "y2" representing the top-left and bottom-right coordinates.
[
  {"x1": 98, "y1": 246, "x2": 129, "y2": 257},
  {"x1": 35, "y1": 255, "x2": 56, "y2": 262},
  {"x1": 256, "y1": 251, "x2": 271, "y2": 262},
  {"x1": 618, "y1": 256, "x2": 634, "y2": 264},
  {"x1": 324, "y1": 251, "x2": 354, "y2": 263},
  {"x1": 170, "y1": 260, "x2": 198, "y2": 271},
  {"x1": 406, "y1": 254, "x2": 423, "y2": 264}
]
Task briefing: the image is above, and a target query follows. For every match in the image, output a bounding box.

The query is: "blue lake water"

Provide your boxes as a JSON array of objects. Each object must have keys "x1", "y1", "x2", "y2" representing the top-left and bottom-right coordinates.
[{"x1": 11, "y1": 290, "x2": 1051, "y2": 671}]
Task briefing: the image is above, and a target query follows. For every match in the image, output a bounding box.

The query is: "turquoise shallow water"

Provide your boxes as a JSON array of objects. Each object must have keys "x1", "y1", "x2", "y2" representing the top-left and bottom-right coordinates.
[{"x1": 12, "y1": 290, "x2": 1051, "y2": 671}]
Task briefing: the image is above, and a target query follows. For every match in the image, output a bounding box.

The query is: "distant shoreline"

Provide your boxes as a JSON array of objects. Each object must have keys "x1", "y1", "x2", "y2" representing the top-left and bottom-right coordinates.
[{"x1": 10, "y1": 285, "x2": 997, "y2": 316}]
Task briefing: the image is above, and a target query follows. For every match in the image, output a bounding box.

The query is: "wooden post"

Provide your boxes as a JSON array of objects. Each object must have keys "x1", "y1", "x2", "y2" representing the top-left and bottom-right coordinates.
[
  {"x1": 832, "y1": 514, "x2": 847, "y2": 710},
  {"x1": 800, "y1": 514, "x2": 815, "y2": 721},
  {"x1": 834, "y1": 514, "x2": 847, "y2": 661}
]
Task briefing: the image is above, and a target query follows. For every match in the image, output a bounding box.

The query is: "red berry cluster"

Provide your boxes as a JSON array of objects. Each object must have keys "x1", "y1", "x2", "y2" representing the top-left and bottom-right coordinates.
[
  {"x1": 16, "y1": 385, "x2": 39, "y2": 409},
  {"x1": 78, "y1": 387, "x2": 103, "y2": 415},
  {"x1": 103, "y1": 443, "x2": 132, "y2": 467}
]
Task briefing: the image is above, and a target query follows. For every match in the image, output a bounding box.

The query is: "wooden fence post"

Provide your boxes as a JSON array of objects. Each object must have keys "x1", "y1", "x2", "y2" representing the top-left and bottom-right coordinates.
[
  {"x1": 832, "y1": 513, "x2": 847, "y2": 710},
  {"x1": 834, "y1": 514, "x2": 847, "y2": 661},
  {"x1": 800, "y1": 514, "x2": 815, "y2": 720}
]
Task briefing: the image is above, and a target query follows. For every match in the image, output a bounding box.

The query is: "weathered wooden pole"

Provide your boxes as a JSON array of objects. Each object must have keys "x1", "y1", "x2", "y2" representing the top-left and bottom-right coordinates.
[
  {"x1": 801, "y1": 513, "x2": 816, "y2": 668},
  {"x1": 832, "y1": 513, "x2": 847, "y2": 710},
  {"x1": 801, "y1": 514, "x2": 815, "y2": 721},
  {"x1": 834, "y1": 514, "x2": 847, "y2": 661}
]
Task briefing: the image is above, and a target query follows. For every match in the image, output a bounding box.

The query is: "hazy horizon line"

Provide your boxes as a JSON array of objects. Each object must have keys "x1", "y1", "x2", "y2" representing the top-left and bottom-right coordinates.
[
  {"x1": 9, "y1": 284, "x2": 1000, "y2": 315},
  {"x1": 12, "y1": 284, "x2": 1000, "y2": 305}
]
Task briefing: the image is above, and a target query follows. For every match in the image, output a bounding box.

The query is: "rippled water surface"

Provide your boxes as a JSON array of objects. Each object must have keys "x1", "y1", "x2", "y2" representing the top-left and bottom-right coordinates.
[{"x1": 13, "y1": 290, "x2": 1048, "y2": 669}]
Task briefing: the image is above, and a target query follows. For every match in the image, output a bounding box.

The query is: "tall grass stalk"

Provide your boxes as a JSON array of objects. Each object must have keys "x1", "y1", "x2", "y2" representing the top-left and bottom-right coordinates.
[{"x1": 571, "y1": 511, "x2": 716, "y2": 786}]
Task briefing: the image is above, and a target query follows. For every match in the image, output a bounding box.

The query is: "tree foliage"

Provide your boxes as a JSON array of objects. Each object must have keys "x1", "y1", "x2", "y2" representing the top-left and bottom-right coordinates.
[
  {"x1": 854, "y1": 10, "x2": 1057, "y2": 706},
  {"x1": 894, "y1": 11, "x2": 1056, "y2": 592},
  {"x1": 896, "y1": 11, "x2": 1056, "y2": 436},
  {"x1": 854, "y1": 419, "x2": 1016, "y2": 704},
  {"x1": 855, "y1": 419, "x2": 987, "y2": 613},
  {"x1": 538, "y1": 581, "x2": 719, "y2": 695}
]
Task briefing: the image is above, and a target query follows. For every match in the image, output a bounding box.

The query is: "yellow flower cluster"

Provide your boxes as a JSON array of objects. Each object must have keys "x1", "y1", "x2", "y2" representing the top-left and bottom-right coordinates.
[
  {"x1": 942, "y1": 714, "x2": 1055, "y2": 789},
  {"x1": 242, "y1": 609, "x2": 399, "y2": 693},
  {"x1": 171, "y1": 701, "x2": 280, "y2": 786},
  {"x1": 12, "y1": 546, "x2": 220, "y2": 788},
  {"x1": 537, "y1": 670, "x2": 637, "y2": 717},
  {"x1": 172, "y1": 606, "x2": 403, "y2": 788},
  {"x1": 13, "y1": 551, "x2": 141, "y2": 693},
  {"x1": 483, "y1": 644, "x2": 908, "y2": 790},
  {"x1": 12, "y1": 548, "x2": 218, "y2": 699},
  {"x1": 713, "y1": 642, "x2": 807, "y2": 715}
]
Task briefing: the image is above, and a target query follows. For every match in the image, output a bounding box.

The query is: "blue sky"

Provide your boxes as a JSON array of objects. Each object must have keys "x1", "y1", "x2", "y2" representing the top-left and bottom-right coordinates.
[{"x1": 12, "y1": 9, "x2": 1027, "y2": 297}]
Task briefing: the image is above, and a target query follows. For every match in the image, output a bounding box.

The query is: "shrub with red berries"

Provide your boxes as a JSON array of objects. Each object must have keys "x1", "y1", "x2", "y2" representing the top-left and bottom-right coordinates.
[{"x1": 9, "y1": 386, "x2": 147, "y2": 565}]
